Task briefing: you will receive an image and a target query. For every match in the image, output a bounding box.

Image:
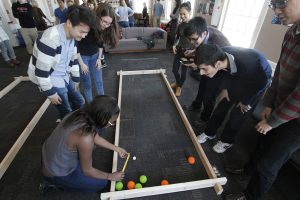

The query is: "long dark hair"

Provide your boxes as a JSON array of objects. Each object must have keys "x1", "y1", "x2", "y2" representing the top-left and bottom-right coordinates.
[
  {"x1": 172, "y1": 0, "x2": 181, "y2": 14},
  {"x1": 63, "y1": 95, "x2": 120, "y2": 135},
  {"x1": 95, "y1": 3, "x2": 119, "y2": 48}
]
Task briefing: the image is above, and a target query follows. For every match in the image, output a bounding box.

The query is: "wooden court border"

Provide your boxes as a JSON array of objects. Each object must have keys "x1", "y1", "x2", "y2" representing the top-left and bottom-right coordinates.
[
  {"x1": 0, "y1": 76, "x2": 50, "y2": 179},
  {"x1": 101, "y1": 69, "x2": 227, "y2": 200}
]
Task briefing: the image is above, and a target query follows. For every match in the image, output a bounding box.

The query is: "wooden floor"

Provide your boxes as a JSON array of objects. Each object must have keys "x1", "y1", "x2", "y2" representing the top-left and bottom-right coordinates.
[{"x1": 0, "y1": 47, "x2": 298, "y2": 200}]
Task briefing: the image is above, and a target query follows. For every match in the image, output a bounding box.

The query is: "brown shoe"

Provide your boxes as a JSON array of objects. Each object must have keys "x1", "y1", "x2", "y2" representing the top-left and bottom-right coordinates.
[
  {"x1": 175, "y1": 86, "x2": 182, "y2": 97},
  {"x1": 12, "y1": 59, "x2": 21, "y2": 65},
  {"x1": 170, "y1": 83, "x2": 177, "y2": 89},
  {"x1": 6, "y1": 60, "x2": 15, "y2": 67}
]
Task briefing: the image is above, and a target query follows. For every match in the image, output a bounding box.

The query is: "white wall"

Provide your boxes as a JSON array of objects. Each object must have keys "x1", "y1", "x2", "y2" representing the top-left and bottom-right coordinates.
[{"x1": 254, "y1": 8, "x2": 288, "y2": 63}]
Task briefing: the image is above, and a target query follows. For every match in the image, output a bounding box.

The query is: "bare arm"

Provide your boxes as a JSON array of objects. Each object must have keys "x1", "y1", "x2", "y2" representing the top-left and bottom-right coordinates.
[
  {"x1": 94, "y1": 134, "x2": 128, "y2": 158},
  {"x1": 78, "y1": 135, "x2": 125, "y2": 181}
]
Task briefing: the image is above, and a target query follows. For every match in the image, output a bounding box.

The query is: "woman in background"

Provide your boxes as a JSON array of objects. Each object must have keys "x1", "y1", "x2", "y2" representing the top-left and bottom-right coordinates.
[
  {"x1": 115, "y1": 0, "x2": 134, "y2": 28},
  {"x1": 170, "y1": 2, "x2": 192, "y2": 97},
  {"x1": 78, "y1": 3, "x2": 119, "y2": 103},
  {"x1": 169, "y1": 0, "x2": 181, "y2": 45}
]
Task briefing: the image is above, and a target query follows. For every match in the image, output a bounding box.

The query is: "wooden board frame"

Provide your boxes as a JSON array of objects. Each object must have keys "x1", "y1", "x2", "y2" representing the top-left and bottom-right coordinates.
[
  {"x1": 0, "y1": 76, "x2": 30, "y2": 99},
  {"x1": 101, "y1": 69, "x2": 226, "y2": 200},
  {"x1": 0, "y1": 76, "x2": 50, "y2": 179}
]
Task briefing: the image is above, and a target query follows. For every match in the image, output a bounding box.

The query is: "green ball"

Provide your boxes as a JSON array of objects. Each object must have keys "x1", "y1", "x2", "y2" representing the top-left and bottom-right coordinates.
[
  {"x1": 115, "y1": 181, "x2": 123, "y2": 191},
  {"x1": 135, "y1": 183, "x2": 143, "y2": 189},
  {"x1": 139, "y1": 175, "x2": 147, "y2": 184}
]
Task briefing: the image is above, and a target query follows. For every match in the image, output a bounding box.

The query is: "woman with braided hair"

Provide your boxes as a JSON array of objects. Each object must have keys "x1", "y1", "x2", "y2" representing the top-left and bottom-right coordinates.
[{"x1": 41, "y1": 95, "x2": 128, "y2": 192}]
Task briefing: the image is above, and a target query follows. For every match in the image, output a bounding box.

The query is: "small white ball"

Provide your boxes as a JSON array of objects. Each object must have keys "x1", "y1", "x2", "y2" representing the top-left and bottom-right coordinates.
[{"x1": 133, "y1": 156, "x2": 136, "y2": 160}]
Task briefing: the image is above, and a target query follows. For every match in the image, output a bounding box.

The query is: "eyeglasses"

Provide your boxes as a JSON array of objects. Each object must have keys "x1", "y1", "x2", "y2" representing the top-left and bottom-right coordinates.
[
  {"x1": 101, "y1": 18, "x2": 112, "y2": 26},
  {"x1": 189, "y1": 35, "x2": 200, "y2": 42},
  {"x1": 268, "y1": 0, "x2": 288, "y2": 10}
]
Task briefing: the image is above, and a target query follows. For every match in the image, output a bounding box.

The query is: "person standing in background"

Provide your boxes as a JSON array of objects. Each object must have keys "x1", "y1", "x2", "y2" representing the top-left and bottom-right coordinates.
[
  {"x1": 12, "y1": 0, "x2": 38, "y2": 55},
  {"x1": 54, "y1": 0, "x2": 68, "y2": 24},
  {"x1": 0, "y1": 17, "x2": 21, "y2": 67},
  {"x1": 169, "y1": 0, "x2": 181, "y2": 45},
  {"x1": 115, "y1": 0, "x2": 134, "y2": 28},
  {"x1": 125, "y1": 0, "x2": 135, "y2": 27},
  {"x1": 67, "y1": 0, "x2": 74, "y2": 7},
  {"x1": 152, "y1": 0, "x2": 164, "y2": 27},
  {"x1": 142, "y1": 2, "x2": 148, "y2": 26}
]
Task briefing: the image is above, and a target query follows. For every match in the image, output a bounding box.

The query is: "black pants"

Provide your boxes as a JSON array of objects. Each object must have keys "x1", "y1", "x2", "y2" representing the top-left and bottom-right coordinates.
[
  {"x1": 192, "y1": 72, "x2": 226, "y2": 121},
  {"x1": 205, "y1": 99, "x2": 251, "y2": 143},
  {"x1": 244, "y1": 120, "x2": 300, "y2": 200},
  {"x1": 172, "y1": 53, "x2": 187, "y2": 87},
  {"x1": 169, "y1": 19, "x2": 178, "y2": 45}
]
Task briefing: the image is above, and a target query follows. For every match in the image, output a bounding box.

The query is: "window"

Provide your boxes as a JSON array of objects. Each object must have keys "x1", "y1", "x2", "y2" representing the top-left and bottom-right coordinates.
[{"x1": 220, "y1": 0, "x2": 265, "y2": 47}]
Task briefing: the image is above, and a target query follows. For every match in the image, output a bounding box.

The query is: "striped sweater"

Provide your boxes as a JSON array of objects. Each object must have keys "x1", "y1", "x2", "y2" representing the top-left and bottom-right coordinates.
[
  {"x1": 27, "y1": 24, "x2": 79, "y2": 97},
  {"x1": 263, "y1": 24, "x2": 300, "y2": 128}
]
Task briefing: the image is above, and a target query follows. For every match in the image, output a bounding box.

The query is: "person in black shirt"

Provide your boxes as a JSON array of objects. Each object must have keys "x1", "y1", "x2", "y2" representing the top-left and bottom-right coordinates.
[
  {"x1": 12, "y1": 0, "x2": 38, "y2": 54},
  {"x1": 78, "y1": 3, "x2": 119, "y2": 103}
]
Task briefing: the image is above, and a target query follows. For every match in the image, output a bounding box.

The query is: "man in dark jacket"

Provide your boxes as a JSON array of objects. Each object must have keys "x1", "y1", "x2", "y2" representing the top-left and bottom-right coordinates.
[
  {"x1": 195, "y1": 44, "x2": 272, "y2": 154},
  {"x1": 183, "y1": 17, "x2": 231, "y2": 126}
]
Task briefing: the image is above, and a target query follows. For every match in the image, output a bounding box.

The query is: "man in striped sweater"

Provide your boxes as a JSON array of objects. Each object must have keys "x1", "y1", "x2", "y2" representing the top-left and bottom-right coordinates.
[
  {"x1": 28, "y1": 6, "x2": 94, "y2": 119},
  {"x1": 225, "y1": 0, "x2": 300, "y2": 199}
]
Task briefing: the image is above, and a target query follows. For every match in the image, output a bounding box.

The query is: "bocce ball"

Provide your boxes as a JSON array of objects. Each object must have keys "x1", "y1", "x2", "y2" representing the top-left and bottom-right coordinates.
[
  {"x1": 139, "y1": 175, "x2": 147, "y2": 184},
  {"x1": 127, "y1": 180, "x2": 135, "y2": 190},
  {"x1": 115, "y1": 181, "x2": 123, "y2": 191}
]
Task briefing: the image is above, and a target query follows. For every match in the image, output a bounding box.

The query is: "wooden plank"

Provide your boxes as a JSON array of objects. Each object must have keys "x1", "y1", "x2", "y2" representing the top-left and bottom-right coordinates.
[
  {"x1": 0, "y1": 77, "x2": 22, "y2": 99},
  {"x1": 101, "y1": 177, "x2": 227, "y2": 200},
  {"x1": 110, "y1": 71, "x2": 124, "y2": 192},
  {"x1": 160, "y1": 72, "x2": 224, "y2": 195},
  {"x1": 0, "y1": 99, "x2": 51, "y2": 180},
  {"x1": 117, "y1": 69, "x2": 166, "y2": 76}
]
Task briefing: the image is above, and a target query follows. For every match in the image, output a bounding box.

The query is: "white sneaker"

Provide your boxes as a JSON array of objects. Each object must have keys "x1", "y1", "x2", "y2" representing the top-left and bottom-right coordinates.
[
  {"x1": 213, "y1": 140, "x2": 233, "y2": 153},
  {"x1": 197, "y1": 133, "x2": 216, "y2": 144}
]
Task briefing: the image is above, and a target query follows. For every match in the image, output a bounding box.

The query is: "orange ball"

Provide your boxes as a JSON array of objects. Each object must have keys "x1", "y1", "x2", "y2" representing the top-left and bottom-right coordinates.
[
  {"x1": 161, "y1": 179, "x2": 169, "y2": 185},
  {"x1": 127, "y1": 181, "x2": 135, "y2": 190},
  {"x1": 187, "y1": 156, "x2": 196, "y2": 165}
]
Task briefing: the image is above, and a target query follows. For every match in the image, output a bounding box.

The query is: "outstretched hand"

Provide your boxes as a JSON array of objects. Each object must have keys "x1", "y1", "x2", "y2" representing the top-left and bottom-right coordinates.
[{"x1": 117, "y1": 147, "x2": 128, "y2": 158}]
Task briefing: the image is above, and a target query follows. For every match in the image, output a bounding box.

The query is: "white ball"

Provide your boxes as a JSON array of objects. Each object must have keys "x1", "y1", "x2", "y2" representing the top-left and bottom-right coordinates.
[{"x1": 133, "y1": 156, "x2": 136, "y2": 160}]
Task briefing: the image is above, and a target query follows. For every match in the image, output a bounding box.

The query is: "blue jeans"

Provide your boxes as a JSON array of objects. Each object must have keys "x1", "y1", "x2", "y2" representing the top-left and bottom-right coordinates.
[
  {"x1": 0, "y1": 40, "x2": 16, "y2": 61},
  {"x1": 80, "y1": 53, "x2": 104, "y2": 103},
  {"x1": 119, "y1": 21, "x2": 129, "y2": 28},
  {"x1": 47, "y1": 163, "x2": 108, "y2": 192},
  {"x1": 53, "y1": 80, "x2": 85, "y2": 119}
]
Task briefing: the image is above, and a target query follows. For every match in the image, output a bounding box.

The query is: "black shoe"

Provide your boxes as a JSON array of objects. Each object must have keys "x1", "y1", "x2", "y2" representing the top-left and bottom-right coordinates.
[
  {"x1": 223, "y1": 192, "x2": 247, "y2": 200},
  {"x1": 39, "y1": 180, "x2": 58, "y2": 195},
  {"x1": 187, "y1": 104, "x2": 201, "y2": 111},
  {"x1": 225, "y1": 166, "x2": 245, "y2": 175}
]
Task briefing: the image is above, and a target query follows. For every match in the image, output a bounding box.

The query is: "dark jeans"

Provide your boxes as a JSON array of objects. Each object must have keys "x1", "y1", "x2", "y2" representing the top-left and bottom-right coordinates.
[
  {"x1": 119, "y1": 21, "x2": 129, "y2": 28},
  {"x1": 192, "y1": 72, "x2": 225, "y2": 121},
  {"x1": 53, "y1": 80, "x2": 85, "y2": 119},
  {"x1": 172, "y1": 53, "x2": 187, "y2": 87},
  {"x1": 46, "y1": 163, "x2": 108, "y2": 192},
  {"x1": 169, "y1": 19, "x2": 178, "y2": 45},
  {"x1": 244, "y1": 120, "x2": 300, "y2": 200}
]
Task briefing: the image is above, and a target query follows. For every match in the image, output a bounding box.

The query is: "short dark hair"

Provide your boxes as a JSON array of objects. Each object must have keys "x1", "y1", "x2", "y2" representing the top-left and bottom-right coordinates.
[
  {"x1": 194, "y1": 44, "x2": 227, "y2": 66},
  {"x1": 66, "y1": 5, "x2": 95, "y2": 27},
  {"x1": 184, "y1": 16, "x2": 208, "y2": 37},
  {"x1": 63, "y1": 95, "x2": 120, "y2": 135}
]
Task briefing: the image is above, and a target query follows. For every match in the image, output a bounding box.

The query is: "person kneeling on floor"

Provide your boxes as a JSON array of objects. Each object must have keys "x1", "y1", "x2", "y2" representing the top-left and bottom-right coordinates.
[
  {"x1": 41, "y1": 95, "x2": 128, "y2": 193},
  {"x1": 194, "y1": 44, "x2": 272, "y2": 153}
]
